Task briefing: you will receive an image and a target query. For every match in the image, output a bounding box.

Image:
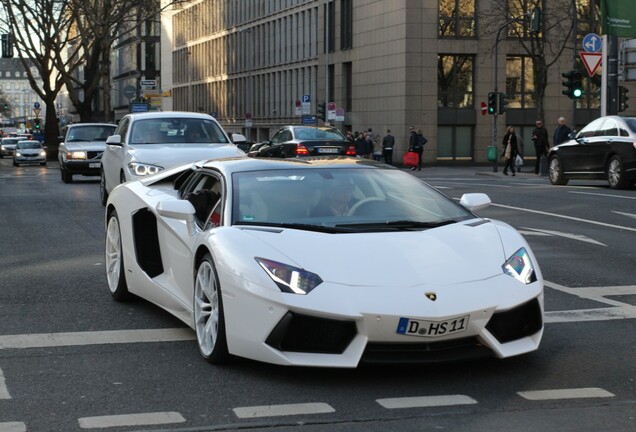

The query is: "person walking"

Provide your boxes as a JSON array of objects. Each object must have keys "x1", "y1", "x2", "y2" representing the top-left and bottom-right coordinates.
[
  {"x1": 531, "y1": 119, "x2": 550, "y2": 175},
  {"x1": 382, "y1": 129, "x2": 395, "y2": 165},
  {"x1": 501, "y1": 126, "x2": 519, "y2": 176},
  {"x1": 553, "y1": 117, "x2": 572, "y2": 146},
  {"x1": 413, "y1": 128, "x2": 427, "y2": 170},
  {"x1": 354, "y1": 131, "x2": 366, "y2": 158}
]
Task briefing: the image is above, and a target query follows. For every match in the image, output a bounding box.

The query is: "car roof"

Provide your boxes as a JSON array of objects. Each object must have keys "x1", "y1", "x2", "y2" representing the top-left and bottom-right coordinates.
[
  {"x1": 17, "y1": 140, "x2": 38, "y2": 144},
  {"x1": 197, "y1": 156, "x2": 390, "y2": 175},
  {"x1": 66, "y1": 123, "x2": 116, "y2": 127},
  {"x1": 124, "y1": 111, "x2": 216, "y2": 121}
]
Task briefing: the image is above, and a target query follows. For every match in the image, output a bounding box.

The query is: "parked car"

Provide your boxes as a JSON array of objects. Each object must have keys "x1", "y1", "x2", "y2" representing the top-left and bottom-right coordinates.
[
  {"x1": 548, "y1": 115, "x2": 636, "y2": 189},
  {"x1": 58, "y1": 123, "x2": 117, "y2": 183},
  {"x1": 1, "y1": 137, "x2": 20, "y2": 157},
  {"x1": 13, "y1": 140, "x2": 46, "y2": 166},
  {"x1": 252, "y1": 125, "x2": 355, "y2": 158},
  {"x1": 100, "y1": 111, "x2": 245, "y2": 206},
  {"x1": 104, "y1": 156, "x2": 544, "y2": 367}
]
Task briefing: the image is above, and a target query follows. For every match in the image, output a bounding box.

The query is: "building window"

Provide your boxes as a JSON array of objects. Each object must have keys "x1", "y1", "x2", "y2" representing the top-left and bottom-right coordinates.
[
  {"x1": 324, "y1": 0, "x2": 335, "y2": 53},
  {"x1": 505, "y1": 56, "x2": 535, "y2": 109},
  {"x1": 437, "y1": 55, "x2": 474, "y2": 109},
  {"x1": 507, "y1": 0, "x2": 536, "y2": 38},
  {"x1": 340, "y1": 0, "x2": 353, "y2": 50},
  {"x1": 439, "y1": 0, "x2": 476, "y2": 38},
  {"x1": 438, "y1": 126, "x2": 473, "y2": 160}
]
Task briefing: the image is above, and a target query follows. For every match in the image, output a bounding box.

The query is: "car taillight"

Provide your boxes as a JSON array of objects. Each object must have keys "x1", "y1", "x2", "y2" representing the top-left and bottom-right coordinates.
[
  {"x1": 346, "y1": 145, "x2": 356, "y2": 156},
  {"x1": 295, "y1": 143, "x2": 310, "y2": 155}
]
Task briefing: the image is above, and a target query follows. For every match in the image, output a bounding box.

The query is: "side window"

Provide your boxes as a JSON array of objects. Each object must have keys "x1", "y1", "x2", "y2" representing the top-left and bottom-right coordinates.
[
  {"x1": 115, "y1": 118, "x2": 130, "y2": 143},
  {"x1": 597, "y1": 119, "x2": 618, "y2": 137},
  {"x1": 184, "y1": 172, "x2": 223, "y2": 229},
  {"x1": 271, "y1": 129, "x2": 285, "y2": 144},
  {"x1": 577, "y1": 118, "x2": 603, "y2": 138}
]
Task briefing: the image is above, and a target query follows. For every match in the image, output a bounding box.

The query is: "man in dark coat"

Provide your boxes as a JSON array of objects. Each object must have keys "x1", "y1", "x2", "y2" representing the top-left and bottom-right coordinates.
[
  {"x1": 531, "y1": 119, "x2": 550, "y2": 175},
  {"x1": 553, "y1": 117, "x2": 572, "y2": 146},
  {"x1": 382, "y1": 129, "x2": 395, "y2": 165}
]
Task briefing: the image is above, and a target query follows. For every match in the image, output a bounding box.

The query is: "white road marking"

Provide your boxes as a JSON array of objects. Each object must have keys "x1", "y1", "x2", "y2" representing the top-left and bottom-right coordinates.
[
  {"x1": 0, "y1": 367, "x2": 10, "y2": 399},
  {"x1": 516, "y1": 230, "x2": 553, "y2": 236},
  {"x1": 0, "y1": 423, "x2": 26, "y2": 432},
  {"x1": 520, "y1": 227, "x2": 606, "y2": 246},
  {"x1": 570, "y1": 191, "x2": 636, "y2": 200},
  {"x1": 613, "y1": 210, "x2": 636, "y2": 219},
  {"x1": 518, "y1": 388, "x2": 615, "y2": 401},
  {"x1": 78, "y1": 412, "x2": 185, "y2": 429},
  {"x1": 376, "y1": 395, "x2": 477, "y2": 409},
  {"x1": 0, "y1": 328, "x2": 194, "y2": 350},
  {"x1": 233, "y1": 402, "x2": 335, "y2": 418},
  {"x1": 490, "y1": 203, "x2": 636, "y2": 233}
]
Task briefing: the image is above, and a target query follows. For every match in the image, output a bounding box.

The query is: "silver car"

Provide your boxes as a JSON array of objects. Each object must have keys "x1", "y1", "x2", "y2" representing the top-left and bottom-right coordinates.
[
  {"x1": 13, "y1": 140, "x2": 46, "y2": 166},
  {"x1": 1, "y1": 137, "x2": 20, "y2": 157},
  {"x1": 58, "y1": 123, "x2": 117, "y2": 183}
]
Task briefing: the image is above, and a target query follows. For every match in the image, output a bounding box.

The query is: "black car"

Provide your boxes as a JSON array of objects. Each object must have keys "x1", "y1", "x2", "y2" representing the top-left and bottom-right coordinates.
[
  {"x1": 548, "y1": 115, "x2": 636, "y2": 189},
  {"x1": 254, "y1": 125, "x2": 355, "y2": 158}
]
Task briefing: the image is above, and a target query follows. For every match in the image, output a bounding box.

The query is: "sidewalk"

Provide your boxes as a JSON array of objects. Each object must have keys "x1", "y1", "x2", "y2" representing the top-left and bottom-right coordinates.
[{"x1": 401, "y1": 163, "x2": 547, "y2": 178}]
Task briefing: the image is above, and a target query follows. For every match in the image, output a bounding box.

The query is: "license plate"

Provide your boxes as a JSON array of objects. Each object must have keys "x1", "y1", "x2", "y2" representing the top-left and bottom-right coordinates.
[
  {"x1": 89, "y1": 162, "x2": 101, "y2": 168},
  {"x1": 317, "y1": 147, "x2": 339, "y2": 154},
  {"x1": 396, "y1": 315, "x2": 469, "y2": 337}
]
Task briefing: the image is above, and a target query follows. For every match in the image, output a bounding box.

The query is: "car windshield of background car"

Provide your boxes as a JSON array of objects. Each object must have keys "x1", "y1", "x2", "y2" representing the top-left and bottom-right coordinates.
[
  {"x1": 232, "y1": 168, "x2": 474, "y2": 228},
  {"x1": 18, "y1": 141, "x2": 40, "y2": 149},
  {"x1": 130, "y1": 118, "x2": 230, "y2": 145}
]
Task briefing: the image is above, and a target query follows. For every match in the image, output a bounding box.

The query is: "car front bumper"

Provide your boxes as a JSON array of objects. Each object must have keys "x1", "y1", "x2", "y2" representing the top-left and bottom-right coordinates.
[{"x1": 63, "y1": 159, "x2": 102, "y2": 175}]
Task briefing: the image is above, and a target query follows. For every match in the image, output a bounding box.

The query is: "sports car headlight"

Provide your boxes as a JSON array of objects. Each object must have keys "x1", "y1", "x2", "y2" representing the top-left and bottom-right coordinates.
[
  {"x1": 67, "y1": 151, "x2": 87, "y2": 160},
  {"x1": 502, "y1": 247, "x2": 537, "y2": 284},
  {"x1": 255, "y1": 257, "x2": 323, "y2": 294},
  {"x1": 127, "y1": 162, "x2": 163, "y2": 177}
]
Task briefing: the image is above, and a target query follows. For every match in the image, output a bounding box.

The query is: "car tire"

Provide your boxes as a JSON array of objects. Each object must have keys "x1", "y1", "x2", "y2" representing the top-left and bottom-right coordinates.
[
  {"x1": 194, "y1": 253, "x2": 229, "y2": 364},
  {"x1": 105, "y1": 209, "x2": 130, "y2": 301},
  {"x1": 607, "y1": 155, "x2": 629, "y2": 189},
  {"x1": 548, "y1": 156, "x2": 568, "y2": 185},
  {"x1": 61, "y1": 166, "x2": 72, "y2": 183},
  {"x1": 100, "y1": 170, "x2": 108, "y2": 206}
]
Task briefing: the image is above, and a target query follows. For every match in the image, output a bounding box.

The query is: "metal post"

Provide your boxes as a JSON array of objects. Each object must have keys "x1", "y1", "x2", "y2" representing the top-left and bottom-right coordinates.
[{"x1": 325, "y1": 0, "x2": 330, "y2": 123}]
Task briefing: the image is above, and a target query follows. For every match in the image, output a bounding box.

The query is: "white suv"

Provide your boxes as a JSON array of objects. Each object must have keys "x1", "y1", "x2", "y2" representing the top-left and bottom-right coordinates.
[{"x1": 100, "y1": 111, "x2": 245, "y2": 205}]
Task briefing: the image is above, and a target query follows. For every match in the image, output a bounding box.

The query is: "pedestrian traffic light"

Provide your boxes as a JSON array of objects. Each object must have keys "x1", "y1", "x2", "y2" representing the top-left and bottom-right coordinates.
[
  {"x1": 497, "y1": 92, "x2": 508, "y2": 114},
  {"x1": 317, "y1": 102, "x2": 326, "y2": 121},
  {"x1": 487, "y1": 92, "x2": 497, "y2": 115},
  {"x1": 619, "y1": 86, "x2": 629, "y2": 112}
]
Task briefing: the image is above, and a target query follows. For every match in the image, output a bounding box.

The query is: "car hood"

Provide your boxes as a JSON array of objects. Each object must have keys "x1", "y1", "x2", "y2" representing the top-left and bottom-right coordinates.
[
  {"x1": 127, "y1": 144, "x2": 244, "y2": 166},
  {"x1": 243, "y1": 221, "x2": 507, "y2": 286},
  {"x1": 63, "y1": 141, "x2": 106, "y2": 151}
]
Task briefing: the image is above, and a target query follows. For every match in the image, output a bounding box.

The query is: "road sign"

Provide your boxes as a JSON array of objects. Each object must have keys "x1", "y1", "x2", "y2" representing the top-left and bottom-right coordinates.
[
  {"x1": 124, "y1": 85, "x2": 137, "y2": 99},
  {"x1": 33, "y1": 102, "x2": 40, "y2": 109},
  {"x1": 335, "y1": 107, "x2": 345, "y2": 122},
  {"x1": 580, "y1": 51, "x2": 603, "y2": 77},
  {"x1": 294, "y1": 100, "x2": 301, "y2": 116},
  {"x1": 140, "y1": 79, "x2": 157, "y2": 87},
  {"x1": 327, "y1": 102, "x2": 336, "y2": 120},
  {"x1": 33, "y1": 108, "x2": 41, "y2": 117},
  {"x1": 301, "y1": 94, "x2": 311, "y2": 115},
  {"x1": 582, "y1": 33, "x2": 601, "y2": 53},
  {"x1": 130, "y1": 102, "x2": 149, "y2": 113},
  {"x1": 302, "y1": 115, "x2": 317, "y2": 125},
  {"x1": 480, "y1": 101, "x2": 488, "y2": 116}
]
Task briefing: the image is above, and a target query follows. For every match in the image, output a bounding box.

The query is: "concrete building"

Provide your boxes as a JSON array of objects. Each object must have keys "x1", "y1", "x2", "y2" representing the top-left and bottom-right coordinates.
[
  {"x1": 0, "y1": 58, "x2": 44, "y2": 131},
  {"x1": 160, "y1": 0, "x2": 630, "y2": 164}
]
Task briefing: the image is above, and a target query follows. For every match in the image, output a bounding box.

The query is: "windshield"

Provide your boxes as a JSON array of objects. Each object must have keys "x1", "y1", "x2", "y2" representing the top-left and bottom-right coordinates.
[
  {"x1": 130, "y1": 118, "x2": 229, "y2": 145},
  {"x1": 67, "y1": 125, "x2": 116, "y2": 142},
  {"x1": 232, "y1": 167, "x2": 474, "y2": 230},
  {"x1": 17, "y1": 141, "x2": 41, "y2": 149}
]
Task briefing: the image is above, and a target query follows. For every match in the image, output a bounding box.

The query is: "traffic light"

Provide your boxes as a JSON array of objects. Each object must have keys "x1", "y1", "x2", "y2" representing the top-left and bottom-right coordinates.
[
  {"x1": 562, "y1": 70, "x2": 574, "y2": 99},
  {"x1": 531, "y1": 7, "x2": 541, "y2": 34},
  {"x1": 2, "y1": 100, "x2": 8, "y2": 111},
  {"x1": 33, "y1": 118, "x2": 40, "y2": 130},
  {"x1": 619, "y1": 86, "x2": 629, "y2": 112},
  {"x1": 572, "y1": 72, "x2": 583, "y2": 99},
  {"x1": 317, "y1": 102, "x2": 326, "y2": 121},
  {"x1": 497, "y1": 92, "x2": 508, "y2": 114},
  {"x1": 487, "y1": 92, "x2": 497, "y2": 115}
]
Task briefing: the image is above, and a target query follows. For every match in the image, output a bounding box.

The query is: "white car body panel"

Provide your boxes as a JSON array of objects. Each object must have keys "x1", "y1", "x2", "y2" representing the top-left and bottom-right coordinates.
[{"x1": 106, "y1": 158, "x2": 544, "y2": 368}]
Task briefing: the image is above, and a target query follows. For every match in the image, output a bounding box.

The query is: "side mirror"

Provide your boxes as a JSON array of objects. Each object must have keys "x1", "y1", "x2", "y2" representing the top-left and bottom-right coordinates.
[
  {"x1": 156, "y1": 199, "x2": 196, "y2": 236},
  {"x1": 106, "y1": 134, "x2": 122, "y2": 146},
  {"x1": 459, "y1": 193, "x2": 491, "y2": 212},
  {"x1": 231, "y1": 133, "x2": 247, "y2": 143}
]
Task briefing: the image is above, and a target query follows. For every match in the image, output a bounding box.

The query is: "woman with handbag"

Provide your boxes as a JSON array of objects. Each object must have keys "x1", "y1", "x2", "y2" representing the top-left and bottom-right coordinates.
[{"x1": 501, "y1": 126, "x2": 519, "y2": 176}]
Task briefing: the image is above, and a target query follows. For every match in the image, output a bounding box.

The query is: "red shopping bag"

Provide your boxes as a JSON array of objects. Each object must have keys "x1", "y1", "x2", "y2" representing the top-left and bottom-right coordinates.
[{"x1": 403, "y1": 151, "x2": 418, "y2": 167}]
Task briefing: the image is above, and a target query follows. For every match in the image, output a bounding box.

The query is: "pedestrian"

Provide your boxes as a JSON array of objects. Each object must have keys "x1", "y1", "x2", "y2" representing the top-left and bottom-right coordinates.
[
  {"x1": 501, "y1": 126, "x2": 519, "y2": 176},
  {"x1": 553, "y1": 116, "x2": 572, "y2": 146},
  {"x1": 531, "y1": 119, "x2": 550, "y2": 175},
  {"x1": 382, "y1": 129, "x2": 395, "y2": 165},
  {"x1": 354, "y1": 131, "x2": 366, "y2": 158},
  {"x1": 409, "y1": 128, "x2": 427, "y2": 170},
  {"x1": 372, "y1": 134, "x2": 383, "y2": 161},
  {"x1": 345, "y1": 131, "x2": 354, "y2": 142},
  {"x1": 364, "y1": 131, "x2": 374, "y2": 159}
]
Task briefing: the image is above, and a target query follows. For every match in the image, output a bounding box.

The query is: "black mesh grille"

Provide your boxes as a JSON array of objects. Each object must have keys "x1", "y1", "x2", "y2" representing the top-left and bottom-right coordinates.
[
  {"x1": 266, "y1": 312, "x2": 356, "y2": 354},
  {"x1": 362, "y1": 337, "x2": 492, "y2": 364},
  {"x1": 486, "y1": 298, "x2": 543, "y2": 343}
]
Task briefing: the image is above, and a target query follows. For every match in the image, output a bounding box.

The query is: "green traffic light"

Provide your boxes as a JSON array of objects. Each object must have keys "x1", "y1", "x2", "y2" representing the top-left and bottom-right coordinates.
[{"x1": 572, "y1": 88, "x2": 583, "y2": 98}]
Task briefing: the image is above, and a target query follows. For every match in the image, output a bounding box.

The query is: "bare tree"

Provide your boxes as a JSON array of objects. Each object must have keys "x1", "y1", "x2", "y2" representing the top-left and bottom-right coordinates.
[{"x1": 483, "y1": 0, "x2": 574, "y2": 121}]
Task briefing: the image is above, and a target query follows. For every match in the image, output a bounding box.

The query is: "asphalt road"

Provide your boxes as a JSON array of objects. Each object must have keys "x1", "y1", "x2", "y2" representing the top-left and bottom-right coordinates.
[{"x1": 0, "y1": 159, "x2": 635, "y2": 432}]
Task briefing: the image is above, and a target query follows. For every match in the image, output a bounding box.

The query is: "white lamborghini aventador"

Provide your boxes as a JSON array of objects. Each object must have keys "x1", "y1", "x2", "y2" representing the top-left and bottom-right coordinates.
[{"x1": 105, "y1": 156, "x2": 544, "y2": 367}]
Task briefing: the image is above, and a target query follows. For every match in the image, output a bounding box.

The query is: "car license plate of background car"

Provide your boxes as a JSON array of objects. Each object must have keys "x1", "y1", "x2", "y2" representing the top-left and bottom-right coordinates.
[
  {"x1": 89, "y1": 162, "x2": 101, "y2": 168},
  {"x1": 396, "y1": 315, "x2": 469, "y2": 337},
  {"x1": 318, "y1": 148, "x2": 339, "y2": 153}
]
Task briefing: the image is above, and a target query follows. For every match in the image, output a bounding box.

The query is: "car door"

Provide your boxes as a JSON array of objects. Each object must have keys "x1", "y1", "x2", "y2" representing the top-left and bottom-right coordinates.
[
  {"x1": 560, "y1": 117, "x2": 604, "y2": 174},
  {"x1": 581, "y1": 118, "x2": 619, "y2": 173},
  {"x1": 156, "y1": 170, "x2": 224, "y2": 308},
  {"x1": 271, "y1": 128, "x2": 293, "y2": 157},
  {"x1": 103, "y1": 116, "x2": 130, "y2": 190}
]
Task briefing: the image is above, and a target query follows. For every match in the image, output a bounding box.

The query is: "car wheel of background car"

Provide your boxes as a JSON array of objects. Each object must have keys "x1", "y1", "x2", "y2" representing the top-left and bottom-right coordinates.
[
  {"x1": 105, "y1": 209, "x2": 130, "y2": 301},
  {"x1": 100, "y1": 170, "x2": 108, "y2": 206},
  {"x1": 548, "y1": 156, "x2": 568, "y2": 185},
  {"x1": 194, "y1": 253, "x2": 229, "y2": 364},
  {"x1": 61, "y1": 166, "x2": 73, "y2": 183},
  {"x1": 607, "y1": 155, "x2": 628, "y2": 189},
  {"x1": 347, "y1": 197, "x2": 384, "y2": 216}
]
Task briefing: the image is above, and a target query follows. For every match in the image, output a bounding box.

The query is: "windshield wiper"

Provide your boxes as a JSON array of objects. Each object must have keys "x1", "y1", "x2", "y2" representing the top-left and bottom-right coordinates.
[
  {"x1": 234, "y1": 221, "x2": 358, "y2": 233},
  {"x1": 335, "y1": 219, "x2": 457, "y2": 230}
]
